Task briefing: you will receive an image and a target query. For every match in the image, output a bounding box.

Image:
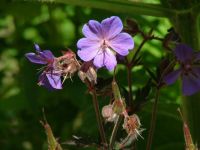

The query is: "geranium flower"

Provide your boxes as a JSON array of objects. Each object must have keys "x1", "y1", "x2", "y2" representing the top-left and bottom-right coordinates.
[
  {"x1": 77, "y1": 16, "x2": 134, "y2": 71},
  {"x1": 164, "y1": 44, "x2": 200, "y2": 96},
  {"x1": 25, "y1": 44, "x2": 62, "y2": 90}
]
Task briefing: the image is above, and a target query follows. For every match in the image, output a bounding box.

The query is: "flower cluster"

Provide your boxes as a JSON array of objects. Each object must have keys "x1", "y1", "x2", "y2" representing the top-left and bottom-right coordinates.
[
  {"x1": 26, "y1": 44, "x2": 80, "y2": 90},
  {"x1": 26, "y1": 16, "x2": 134, "y2": 89},
  {"x1": 102, "y1": 80, "x2": 143, "y2": 147}
]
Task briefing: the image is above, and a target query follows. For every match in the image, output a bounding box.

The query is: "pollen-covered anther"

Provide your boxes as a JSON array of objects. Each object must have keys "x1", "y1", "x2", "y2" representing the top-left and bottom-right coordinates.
[{"x1": 56, "y1": 50, "x2": 81, "y2": 80}]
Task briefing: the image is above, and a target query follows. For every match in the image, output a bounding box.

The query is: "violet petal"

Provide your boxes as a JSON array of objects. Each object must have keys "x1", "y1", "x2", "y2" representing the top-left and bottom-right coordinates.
[
  {"x1": 182, "y1": 73, "x2": 200, "y2": 96},
  {"x1": 82, "y1": 20, "x2": 102, "y2": 40},
  {"x1": 34, "y1": 44, "x2": 41, "y2": 52},
  {"x1": 109, "y1": 33, "x2": 134, "y2": 56},
  {"x1": 25, "y1": 53, "x2": 47, "y2": 64},
  {"x1": 40, "y1": 50, "x2": 54, "y2": 60},
  {"x1": 77, "y1": 47, "x2": 99, "y2": 62},
  {"x1": 77, "y1": 38, "x2": 100, "y2": 49},
  {"x1": 104, "y1": 48, "x2": 117, "y2": 71},
  {"x1": 38, "y1": 73, "x2": 55, "y2": 90},
  {"x1": 163, "y1": 69, "x2": 181, "y2": 85},
  {"x1": 46, "y1": 73, "x2": 62, "y2": 89},
  {"x1": 93, "y1": 51, "x2": 104, "y2": 68},
  {"x1": 174, "y1": 44, "x2": 193, "y2": 63},
  {"x1": 101, "y1": 16, "x2": 123, "y2": 39}
]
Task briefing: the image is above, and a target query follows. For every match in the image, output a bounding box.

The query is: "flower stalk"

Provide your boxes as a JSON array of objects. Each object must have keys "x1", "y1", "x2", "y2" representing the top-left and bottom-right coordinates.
[
  {"x1": 109, "y1": 115, "x2": 123, "y2": 149},
  {"x1": 146, "y1": 88, "x2": 160, "y2": 150},
  {"x1": 90, "y1": 85, "x2": 108, "y2": 147}
]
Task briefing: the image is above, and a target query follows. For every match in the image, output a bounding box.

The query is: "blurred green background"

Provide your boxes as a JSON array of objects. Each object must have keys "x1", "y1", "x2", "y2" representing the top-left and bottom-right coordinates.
[{"x1": 0, "y1": 0, "x2": 184, "y2": 149}]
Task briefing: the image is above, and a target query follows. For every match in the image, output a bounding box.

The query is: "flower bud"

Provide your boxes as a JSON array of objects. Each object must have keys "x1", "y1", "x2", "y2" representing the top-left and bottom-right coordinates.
[
  {"x1": 102, "y1": 104, "x2": 117, "y2": 122},
  {"x1": 112, "y1": 99, "x2": 126, "y2": 115},
  {"x1": 78, "y1": 61, "x2": 97, "y2": 84}
]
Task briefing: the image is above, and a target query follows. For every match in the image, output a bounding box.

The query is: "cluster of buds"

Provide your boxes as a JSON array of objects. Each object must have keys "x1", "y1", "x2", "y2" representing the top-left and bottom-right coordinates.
[
  {"x1": 102, "y1": 79, "x2": 143, "y2": 147},
  {"x1": 101, "y1": 80, "x2": 126, "y2": 122}
]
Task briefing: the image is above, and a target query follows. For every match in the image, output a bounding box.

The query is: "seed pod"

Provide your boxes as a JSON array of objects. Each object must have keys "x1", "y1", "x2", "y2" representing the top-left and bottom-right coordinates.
[
  {"x1": 177, "y1": 108, "x2": 197, "y2": 150},
  {"x1": 123, "y1": 114, "x2": 143, "y2": 140},
  {"x1": 40, "y1": 114, "x2": 63, "y2": 150}
]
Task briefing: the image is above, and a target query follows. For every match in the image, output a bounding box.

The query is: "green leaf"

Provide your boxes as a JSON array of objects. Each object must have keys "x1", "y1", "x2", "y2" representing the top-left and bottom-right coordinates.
[{"x1": 19, "y1": 0, "x2": 176, "y2": 18}]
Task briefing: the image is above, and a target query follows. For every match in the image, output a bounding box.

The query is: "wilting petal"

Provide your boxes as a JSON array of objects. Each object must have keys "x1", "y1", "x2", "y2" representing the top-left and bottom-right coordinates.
[
  {"x1": 109, "y1": 33, "x2": 134, "y2": 56},
  {"x1": 93, "y1": 51, "x2": 104, "y2": 68},
  {"x1": 77, "y1": 38, "x2": 100, "y2": 49},
  {"x1": 163, "y1": 69, "x2": 181, "y2": 85},
  {"x1": 78, "y1": 47, "x2": 99, "y2": 62},
  {"x1": 46, "y1": 73, "x2": 62, "y2": 89},
  {"x1": 25, "y1": 53, "x2": 47, "y2": 64},
  {"x1": 40, "y1": 50, "x2": 54, "y2": 60},
  {"x1": 101, "y1": 16, "x2": 123, "y2": 39},
  {"x1": 174, "y1": 44, "x2": 193, "y2": 63},
  {"x1": 104, "y1": 48, "x2": 117, "y2": 71},
  {"x1": 82, "y1": 20, "x2": 102, "y2": 40},
  {"x1": 182, "y1": 73, "x2": 200, "y2": 96}
]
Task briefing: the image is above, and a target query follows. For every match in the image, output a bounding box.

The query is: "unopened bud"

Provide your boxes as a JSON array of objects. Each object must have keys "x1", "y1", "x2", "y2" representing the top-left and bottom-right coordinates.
[
  {"x1": 112, "y1": 99, "x2": 126, "y2": 115},
  {"x1": 78, "y1": 71, "x2": 87, "y2": 82},
  {"x1": 112, "y1": 80, "x2": 121, "y2": 100},
  {"x1": 79, "y1": 62, "x2": 97, "y2": 84},
  {"x1": 102, "y1": 104, "x2": 117, "y2": 122},
  {"x1": 177, "y1": 108, "x2": 197, "y2": 150}
]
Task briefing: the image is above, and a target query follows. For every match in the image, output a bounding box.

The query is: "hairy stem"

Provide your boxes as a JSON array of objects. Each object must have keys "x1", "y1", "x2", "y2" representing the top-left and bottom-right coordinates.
[
  {"x1": 91, "y1": 87, "x2": 107, "y2": 147},
  {"x1": 146, "y1": 88, "x2": 160, "y2": 150}
]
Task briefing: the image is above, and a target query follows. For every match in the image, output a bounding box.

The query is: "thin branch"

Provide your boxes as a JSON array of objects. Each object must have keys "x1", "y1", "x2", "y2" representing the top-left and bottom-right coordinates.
[
  {"x1": 90, "y1": 87, "x2": 108, "y2": 148},
  {"x1": 146, "y1": 88, "x2": 160, "y2": 150},
  {"x1": 130, "y1": 29, "x2": 153, "y2": 66},
  {"x1": 109, "y1": 115, "x2": 123, "y2": 149}
]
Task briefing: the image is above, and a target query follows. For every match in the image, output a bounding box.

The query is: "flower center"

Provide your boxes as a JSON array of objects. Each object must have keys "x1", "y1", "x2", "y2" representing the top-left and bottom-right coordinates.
[
  {"x1": 101, "y1": 40, "x2": 108, "y2": 49},
  {"x1": 100, "y1": 40, "x2": 116, "y2": 55},
  {"x1": 182, "y1": 63, "x2": 192, "y2": 76}
]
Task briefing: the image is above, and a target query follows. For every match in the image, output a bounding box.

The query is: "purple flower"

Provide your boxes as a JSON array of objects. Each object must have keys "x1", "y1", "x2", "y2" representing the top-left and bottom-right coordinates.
[
  {"x1": 77, "y1": 16, "x2": 134, "y2": 71},
  {"x1": 25, "y1": 44, "x2": 62, "y2": 90},
  {"x1": 164, "y1": 44, "x2": 200, "y2": 96}
]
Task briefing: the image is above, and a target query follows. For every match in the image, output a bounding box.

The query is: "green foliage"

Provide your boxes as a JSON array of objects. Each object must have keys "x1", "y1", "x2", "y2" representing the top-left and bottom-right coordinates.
[{"x1": 0, "y1": 0, "x2": 196, "y2": 149}]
